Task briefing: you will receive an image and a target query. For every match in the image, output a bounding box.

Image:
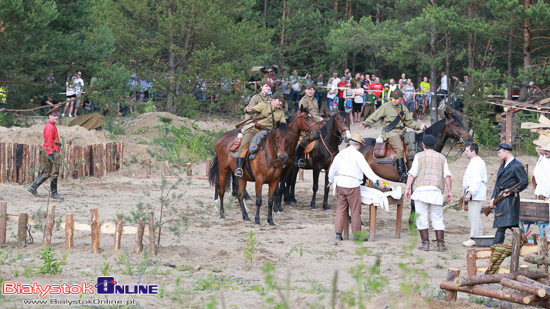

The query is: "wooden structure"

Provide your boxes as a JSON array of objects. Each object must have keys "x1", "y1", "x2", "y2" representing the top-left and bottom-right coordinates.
[
  {"x1": 519, "y1": 199, "x2": 550, "y2": 238},
  {"x1": 0, "y1": 142, "x2": 123, "y2": 184},
  {"x1": 0, "y1": 202, "x2": 155, "y2": 254}
]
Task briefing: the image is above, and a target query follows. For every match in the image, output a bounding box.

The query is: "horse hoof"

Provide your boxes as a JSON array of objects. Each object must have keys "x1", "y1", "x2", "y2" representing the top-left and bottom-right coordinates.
[
  {"x1": 268, "y1": 221, "x2": 276, "y2": 226},
  {"x1": 310, "y1": 208, "x2": 317, "y2": 211},
  {"x1": 323, "y1": 206, "x2": 331, "y2": 211},
  {"x1": 219, "y1": 215, "x2": 226, "y2": 219},
  {"x1": 275, "y1": 211, "x2": 281, "y2": 216},
  {"x1": 244, "y1": 217, "x2": 251, "y2": 222},
  {"x1": 286, "y1": 201, "x2": 297, "y2": 206}
]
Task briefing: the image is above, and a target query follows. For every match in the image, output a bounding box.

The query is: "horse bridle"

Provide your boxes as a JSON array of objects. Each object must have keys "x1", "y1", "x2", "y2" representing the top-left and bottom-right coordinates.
[
  {"x1": 438, "y1": 118, "x2": 471, "y2": 159},
  {"x1": 287, "y1": 110, "x2": 318, "y2": 142},
  {"x1": 320, "y1": 114, "x2": 349, "y2": 170}
]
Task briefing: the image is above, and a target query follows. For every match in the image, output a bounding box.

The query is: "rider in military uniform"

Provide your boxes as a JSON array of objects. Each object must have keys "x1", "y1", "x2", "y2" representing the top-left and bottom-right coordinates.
[
  {"x1": 294, "y1": 82, "x2": 325, "y2": 168},
  {"x1": 245, "y1": 82, "x2": 272, "y2": 120},
  {"x1": 235, "y1": 90, "x2": 287, "y2": 178},
  {"x1": 360, "y1": 88, "x2": 426, "y2": 182}
]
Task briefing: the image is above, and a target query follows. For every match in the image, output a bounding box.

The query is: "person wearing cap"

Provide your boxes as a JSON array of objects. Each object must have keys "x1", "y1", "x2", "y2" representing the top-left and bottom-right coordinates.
[
  {"x1": 489, "y1": 143, "x2": 528, "y2": 245},
  {"x1": 234, "y1": 90, "x2": 287, "y2": 178},
  {"x1": 533, "y1": 143, "x2": 550, "y2": 201},
  {"x1": 328, "y1": 134, "x2": 385, "y2": 242},
  {"x1": 27, "y1": 108, "x2": 64, "y2": 199},
  {"x1": 405, "y1": 134, "x2": 452, "y2": 252},
  {"x1": 295, "y1": 82, "x2": 323, "y2": 168},
  {"x1": 360, "y1": 88, "x2": 426, "y2": 182},
  {"x1": 245, "y1": 82, "x2": 272, "y2": 120},
  {"x1": 462, "y1": 142, "x2": 487, "y2": 247}
]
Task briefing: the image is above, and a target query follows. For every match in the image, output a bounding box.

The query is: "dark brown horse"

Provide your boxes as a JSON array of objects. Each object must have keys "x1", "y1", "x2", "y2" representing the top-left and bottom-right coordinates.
[
  {"x1": 277, "y1": 110, "x2": 351, "y2": 212},
  {"x1": 209, "y1": 107, "x2": 321, "y2": 225}
]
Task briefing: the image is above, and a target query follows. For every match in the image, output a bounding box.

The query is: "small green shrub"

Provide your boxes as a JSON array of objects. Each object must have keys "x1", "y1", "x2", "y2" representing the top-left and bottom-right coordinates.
[
  {"x1": 37, "y1": 246, "x2": 68, "y2": 275},
  {"x1": 159, "y1": 116, "x2": 173, "y2": 123},
  {"x1": 244, "y1": 230, "x2": 258, "y2": 268}
]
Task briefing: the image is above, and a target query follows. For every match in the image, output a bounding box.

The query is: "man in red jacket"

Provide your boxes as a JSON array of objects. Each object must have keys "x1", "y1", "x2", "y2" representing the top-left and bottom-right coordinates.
[{"x1": 28, "y1": 108, "x2": 64, "y2": 200}]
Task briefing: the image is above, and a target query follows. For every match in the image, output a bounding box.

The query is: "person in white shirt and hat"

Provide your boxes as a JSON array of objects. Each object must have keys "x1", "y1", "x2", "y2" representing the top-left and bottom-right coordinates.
[{"x1": 328, "y1": 134, "x2": 385, "y2": 241}]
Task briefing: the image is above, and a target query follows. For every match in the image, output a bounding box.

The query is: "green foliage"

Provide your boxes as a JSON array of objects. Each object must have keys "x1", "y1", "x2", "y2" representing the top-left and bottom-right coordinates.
[
  {"x1": 103, "y1": 111, "x2": 126, "y2": 137},
  {"x1": 37, "y1": 246, "x2": 68, "y2": 275},
  {"x1": 193, "y1": 274, "x2": 241, "y2": 291},
  {"x1": 243, "y1": 230, "x2": 258, "y2": 268},
  {"x1": 159, "y1": 116, "x2": 173, "y2": 124}
]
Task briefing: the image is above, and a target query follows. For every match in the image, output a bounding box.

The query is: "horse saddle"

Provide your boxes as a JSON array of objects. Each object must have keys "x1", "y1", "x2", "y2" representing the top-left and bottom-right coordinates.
[
  {"x1": 298, "y1": 136, "x2": 317, "y2": 160},
  {"x1": 373, "y1": 131, "x2": 417, "y2": 164}
]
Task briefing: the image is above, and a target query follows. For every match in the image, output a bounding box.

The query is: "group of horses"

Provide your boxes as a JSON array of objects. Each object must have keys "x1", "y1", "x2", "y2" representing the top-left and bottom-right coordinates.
[{"x1": 209, "y1": 107, "x2": 472, "y2": 226}]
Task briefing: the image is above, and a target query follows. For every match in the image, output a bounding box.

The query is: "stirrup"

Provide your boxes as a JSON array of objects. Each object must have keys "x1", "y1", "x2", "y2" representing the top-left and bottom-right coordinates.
[
  {"x1": 296, "y1": 159, "x2": 306, "y2": 168},
  {"x1": 235, "y1": 168, "x2": 243, "y2": 178}
]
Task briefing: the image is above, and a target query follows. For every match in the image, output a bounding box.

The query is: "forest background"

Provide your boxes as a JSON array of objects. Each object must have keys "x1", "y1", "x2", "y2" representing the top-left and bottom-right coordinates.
[{"x1": 1, "y1": 0, "x2": 550, "y2": 152}]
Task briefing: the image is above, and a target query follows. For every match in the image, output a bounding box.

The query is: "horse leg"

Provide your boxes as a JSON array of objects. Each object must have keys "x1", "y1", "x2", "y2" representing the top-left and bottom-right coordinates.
[
  {"x1": 254, "y1": 181, "x2": 263, "y2": 226},
  {"x1": 267, "y1": 182, "x2": 277, "y2": 226},
  {"x1": 273, "y1": 180, "x2": 283, "y2": 214},
  {"x1": 322, "y1": 172, "x2": 331, "y2": 210},
  {"x1": 310, "y1": 168, "x2": 320, "y2": 211},
  {"x1": 409, "y1": 200, "x2": 417, "y2": 232},
  {"x1": 289, "y1": 171, "x2": 298, "y2": 204},
  {"x1": 237, "y1": 179, "x2": 251, "y2": 221},
  {"x1": 244, "y1": 190, "x2": 252, "y2": 201},
  {"x1": 218, "y1": 169, "x2": 230, "y2": 219}
]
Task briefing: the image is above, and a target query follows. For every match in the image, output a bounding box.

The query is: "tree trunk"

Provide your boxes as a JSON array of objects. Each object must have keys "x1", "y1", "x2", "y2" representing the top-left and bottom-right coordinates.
[
  {"x1": 429, "y1": 25, "x2": 438, "y2": 124},
  {"x1": 467, "y1": 1, "x2": 476, "y2": 72},
  {"x1": 507, "y1": 27, "x2": 513, "y2": 100},
  {"x1": 518, "y1": 0, "x2": 531, "y2": 102},
  {"x1": 500, "y1": 278, "x2": 546, "y2": 298}
]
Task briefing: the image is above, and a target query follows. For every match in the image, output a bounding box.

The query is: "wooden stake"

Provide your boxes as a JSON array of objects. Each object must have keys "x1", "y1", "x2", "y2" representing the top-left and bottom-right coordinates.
[
  {"x1": 135, "y1": 219, "x2": 144, "y2": 254},
  {"x1": 90, "y1": 208, "x2": 100, "y2": 253},
  {"x1": 148, "y1": 212, "x2": 156, "y2": 256},
  {"x1": 455, "y1": 270, "x2": 548, "y2": 286},
  {"x1": 146, "y1": 159, "x2": 151, "y2": 178},
  {"x1": 206, "y1": 158, "x2": 211, "y2": 176},
  {"x1": 186, "y1": 162, "x2": 192, "y2": 176},
  {"x1": 42, "y1": 205, "x2": 56, "y2": 246},
  {"x1": 539, "y1": 236, "x2": 549, "y2": 273},
  {"x1": 17, "y1": 213, "x2": 27, "y2": 248},
  {"x1": 500, "y1": 278, "x2": 546, "y2": 298},
  {"x1": 510, "y1": 227, "x2": 522, "y2": 272},
  {"x1": 445, "y1": 268, "x2": 461, "y2": 301},
  {"x1": 114, "y1": 215, "x2": 123, "y2": 251},
  {"x1": 466, "y1": 248, "x2": 477, "y2": 276},
  {"x1": 65, "y1": 213, "x2": 74, "y2": 250},
  {"x1": 0, "y1": 202, "x2": 6, "y2": 245}
]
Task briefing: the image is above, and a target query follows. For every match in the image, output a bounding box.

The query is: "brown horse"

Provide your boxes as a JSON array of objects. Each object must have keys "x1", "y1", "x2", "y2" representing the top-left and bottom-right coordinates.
[{"x1": 209, "y1": 107, "x2": 321, "y2": 226}]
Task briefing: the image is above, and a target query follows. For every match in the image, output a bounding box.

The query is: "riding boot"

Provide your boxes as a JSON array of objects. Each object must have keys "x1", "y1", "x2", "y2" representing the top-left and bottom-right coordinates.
[
  {"x1": 436, "y1": 230, "x2": 448, "y2": 252},
  {"x1": 396, "y1": 158, "x2": 408, "y2": 183},
  {"x1": 295, "y1": 145, "x2": 306, "y2": 168},
  {"x1": 493, "y1": 231, "x2": 506, "y2": 245},
  {"x1": 28, "y1": 175, "x2": 48, "y2": 197},
  {"x1": 235, "y1": 157, "x2": 245, "y2": 178},
  {"x1": 417, "y1": 229, "x2": 429, "y2": 251},
  {"x1": 50, "y1": 178, "x2": 64, "y2": 200}
]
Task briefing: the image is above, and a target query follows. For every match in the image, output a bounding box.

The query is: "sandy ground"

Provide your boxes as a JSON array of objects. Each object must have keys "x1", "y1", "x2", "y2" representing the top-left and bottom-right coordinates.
[{"x1": 0, "y1": 112, "x2": 540, "y2": 308}]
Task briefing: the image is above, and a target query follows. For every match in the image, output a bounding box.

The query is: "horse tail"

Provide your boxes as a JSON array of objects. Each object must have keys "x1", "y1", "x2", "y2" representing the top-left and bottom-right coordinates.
[{"x1": 208, "y1": 154, "x2": 220, "y2": 190}]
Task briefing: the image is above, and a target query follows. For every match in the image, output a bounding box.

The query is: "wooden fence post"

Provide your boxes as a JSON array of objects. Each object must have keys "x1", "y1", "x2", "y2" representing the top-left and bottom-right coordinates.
[
  {"x1": 0, "y1": 202, "x2": 6, "y2": 245},
  {"x1": 65, "y1": 213, "x2": 74, "y2": 250},
  {"x1": 42, "y1": 204, "x2": 56, "y2": 246},
  {"x1": 539, "y1": 236, "x2": 549, "y2": 273},
  {"x1": 148, "y1": 212, "x2": 157, "y2": 256},
  {"x1": 186, "y1": 163, "x2": 192, "y2": 176},
  {"x1": 445, "y1": 268, "x2": 461, "y2": 301},
  {"x1": 467, "y1": 248, "x2": 477, "y2": 276},
  {"x1": 17, "y1": 213, "x2": 28, "y2": 248},
  {"x1": 135, "y1": 219, "x2": 145, "y2": 254},
  {"x1": 206, "y1": 158, "x2": 211, "y2": 176},
  {"x1": 146, "y1": 159, "x2": 151, "y2": 178},
  {"x1": 510, "y1": 228, "x2": 522, "y2": 272},
  {"x1": 114, "y1": 215, "x2": 123, "y2": 251},
  {"x1": 91, "y1": 209, "x2": 100, "y2": 253}
]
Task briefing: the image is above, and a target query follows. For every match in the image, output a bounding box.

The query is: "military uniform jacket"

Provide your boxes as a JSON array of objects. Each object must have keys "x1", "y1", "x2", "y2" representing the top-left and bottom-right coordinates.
[
  {"x1": 242, "y1": 102, "x2": 286, "y2": 132},
  {"x1": 491, "y1": 159, "x2": 528, "y2": 228},
  {"x1": 246, "y1": 92, "x2": 272, "y2": 119},
  {"x1": 299, "y1": 95, "x2": 319, "y2": 119},
  {"x1": 362, "y1": 102, "x2": 421, "y2": 139}
]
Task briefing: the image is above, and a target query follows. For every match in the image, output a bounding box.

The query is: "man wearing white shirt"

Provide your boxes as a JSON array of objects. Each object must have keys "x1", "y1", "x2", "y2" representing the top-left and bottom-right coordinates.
[
  {"x1": 328, "y1": 134, "x2": 385, "y2": 242},
  {"x1": 405, "y1": 134, "x2": 452, "y2": 252},
  {"x1": 73, "y1": 71, "x2": 84, "y2": 117},
  {"x1": 462, "y1": 143, "x2": 487, "y2": 247},
  {"x1": 533, "y1": 144, "x2": 550, "y2": 201}
]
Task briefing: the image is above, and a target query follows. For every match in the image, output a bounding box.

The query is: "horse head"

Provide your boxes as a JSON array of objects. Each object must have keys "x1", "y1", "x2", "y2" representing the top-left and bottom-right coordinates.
[
  {"x1": 292, "y1": 106, "x2": 321, "y2": 139},
  {"x1": 335, "y1": 110, "x2": 352, "y2": 142},
  {"x1": 272, "y1": 121, "x2": 289, "y2": 166},
  {"x1": 443, "y1": 109, "x2": 472, "y2": 145}
]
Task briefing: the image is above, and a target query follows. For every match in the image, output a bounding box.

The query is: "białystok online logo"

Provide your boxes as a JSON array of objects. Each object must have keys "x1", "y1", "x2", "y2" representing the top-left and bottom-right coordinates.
[{"x1": 2, "y1": 277, "x2": 158, "y2": 296}]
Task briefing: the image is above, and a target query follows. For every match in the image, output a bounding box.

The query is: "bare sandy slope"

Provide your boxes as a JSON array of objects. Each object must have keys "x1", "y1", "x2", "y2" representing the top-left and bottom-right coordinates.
[{"x1": 0, "y1": 112, "x2": 539, "y2": 308}]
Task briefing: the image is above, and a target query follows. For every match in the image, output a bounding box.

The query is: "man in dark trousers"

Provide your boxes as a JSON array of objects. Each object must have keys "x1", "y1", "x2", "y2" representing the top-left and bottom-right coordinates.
[
  {"x1": 28, "y1": 108, "x2": 64, "y2": 200},
  {"x1": 488, "y1": 143, "x2": 528, "y2": 245}
]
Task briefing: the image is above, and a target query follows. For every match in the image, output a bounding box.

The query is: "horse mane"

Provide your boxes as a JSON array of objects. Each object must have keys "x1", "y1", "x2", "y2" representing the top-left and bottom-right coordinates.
[
  {"x1": 320, "y1": 113, "x2": 338, "y2": 136},
  {"x1": 288, "y1": 107, "x2": 311, "y2": 123},
  {"x1": 276, "y1": 122, "x2": 289, "y2": 135},
  {"x1": 424, "y1": 118, "x2": 446, "y2": 136}
]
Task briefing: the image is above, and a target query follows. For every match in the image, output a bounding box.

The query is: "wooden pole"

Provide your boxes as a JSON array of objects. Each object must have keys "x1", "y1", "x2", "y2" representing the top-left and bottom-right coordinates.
[
  {"x1": 42, "y1": 204, "x2": 56, "y2": 246},
  {"x1": 146, "y1": 159, "x2": 151, "y2": 178},
  {"x1": 440, "y1": 280, "x2": 533, "y2": 306},
  {"x1": 510, "y1": 227, "x2": 522, "y2": 272},
  {"x1": 206, "y1": 158, "x2": 211, "y2": 176},
  {"x1": 148, "y1": 212, "x2": 157, "y2": 256},
  {"x1": 135, "y1": 219, "x2": 145, "y2": 254},
  {"x1": 186, "y1": 163, "x2": 192, "y2": 176},
  {"x1": 500, "y1": 278, "x2": 546, "y2": 298},
  {"x1": 299, "y1": 168, "x2": 304, "y2": 182},
  {"x1": 539, "y1": 236, "x2": 549, "y2": 273},
  {"x1": 466, "y1": 248, "x2": 477, "y2": 276},
  {"x1": 445, "y1": 268, "x2": 461, "y2": 301},
  {"x1": 65, "y1": 213, "x2": 74, "y2": 250},
  {"x1": 455, "y1": 270, "x2": 548, "y2": 286},
  {"x1": 114, "y1": 215, "x2": 123, "y2": 251},
  {"x1": 90, "y1": 208, "x2": 100, "y2": 253},
  {"x1": 505, "y1": 108, "x2": 514, "y2": 144},
  {"x1": 17, "y1": 213, "x2": 27, "y2": 248},
  {"x1": 517, "y1": 275, "x2": 550, "y2": 296},
  {"x1": 0, "y1": 202, "x2": 6, "y2": 245}
]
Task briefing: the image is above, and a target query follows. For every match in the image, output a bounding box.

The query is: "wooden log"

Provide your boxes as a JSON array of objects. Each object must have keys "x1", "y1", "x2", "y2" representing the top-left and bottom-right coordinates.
[
  {"x1": 0, "y1": 202, "x2": 6, "y2": 245},
  {"x1": 186, "y1": 162, "x2": 191, "y2": 176},
  {"x1": 510, "y1": 227, "x2": 522, "y2": 272},
  {"x1": 135, "y1": 219, "x2": 144, "y2": 254},
  {"x1": 540, "y1": 236, "x2": 549, "y2": 273},
  {"x1": 17, "y1": 213, "x2": 27, "y2": 248},
  {"x1": 106, "y1": 143, "x2": 111, "y2": 173},
  {"x1": 206, "y1": 158, "x2": 211, "y2": 176},
  {"x1": 90, "y1": 208, "x2": 100, "y2": 253},
  {"x1": 114, "y1": 215, "x2": 122, "y2": 251},
  {"x1": 445, "y1": 268, "x2": 461, "y2": 301},
  {"x1": 440, "y1": 280, "x2": 532, "y2": 306},
  {"x1": 84, "y1": 145, "x2": 91, "y2": 176},
  {"x1": 455, "y1": 270, "x2": 548, "y2": 286},
  {"x1": 500, "y1": 278, "x2": 546, "y2": 298},
  {"x1": 525, "y1": 254, "x2": 550, "y2": 265},
  {"x1": 467, "y1": 248, "x2": 477, "y2": 276},
  {"x1": 119, "y1": 141, "x2": 124, "y2": 170},
  {"x1": 146, "y1": 159, "x2": 151, "y2": 178},
  {"x1": 528, "y1": 299, "x2": 550, "y2": 307},
  {"x1": 101, "y1": 143, "x2": 106, "y2": 176},
  {"x1": 517, "y1": 275, "x2": 550, "y2": 296},
  {"x1": 148, "y1": 212, "x2": 156, "y2": 255},
  {"x1": 0, "y1": 142, "x2": 5, "y2": 183},
  {"x1": 520, "y1": 265, "x2": 530, "y2": 272},
  {"x1": 42, "y1": 204, "x2": 56, "y2": 246},
  {"x1": 65, "y1": 213, "x2": 74, "y2": 250}
]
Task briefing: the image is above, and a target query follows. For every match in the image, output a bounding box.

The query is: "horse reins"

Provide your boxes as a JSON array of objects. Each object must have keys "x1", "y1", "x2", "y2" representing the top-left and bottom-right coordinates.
[{"x1": 435, "y1": 118, "x2": 470, "y2": 159}]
